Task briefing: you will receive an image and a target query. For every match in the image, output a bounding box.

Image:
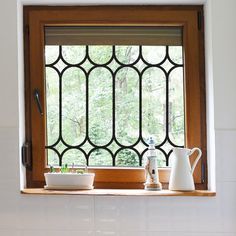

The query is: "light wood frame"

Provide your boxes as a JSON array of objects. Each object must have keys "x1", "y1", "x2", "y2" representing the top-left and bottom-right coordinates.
[{"x1": 23, "y1": 6, "x2": 207, "y2": 189}]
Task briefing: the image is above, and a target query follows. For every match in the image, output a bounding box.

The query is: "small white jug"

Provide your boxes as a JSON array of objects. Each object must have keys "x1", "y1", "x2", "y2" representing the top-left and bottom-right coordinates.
[{"x1": 169, "y1": 147, "x2": 202, "y2": 191}]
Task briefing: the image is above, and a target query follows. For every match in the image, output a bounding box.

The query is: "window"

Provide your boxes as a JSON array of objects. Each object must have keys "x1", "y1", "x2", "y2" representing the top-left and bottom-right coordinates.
[{"x1": 23, "y1": 6, "x2": 207, "y2": 189}]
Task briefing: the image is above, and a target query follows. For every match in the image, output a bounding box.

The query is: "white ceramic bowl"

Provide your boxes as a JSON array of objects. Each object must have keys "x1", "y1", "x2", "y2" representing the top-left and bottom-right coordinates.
[{"x1": 44, "y1": 172, "x2": 95, "y2": 190}]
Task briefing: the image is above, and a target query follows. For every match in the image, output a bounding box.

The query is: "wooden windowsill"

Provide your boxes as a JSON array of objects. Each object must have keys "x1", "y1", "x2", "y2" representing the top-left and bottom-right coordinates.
[{"x1": 21, "y1": 188, "x2": 216, "y2": 197}]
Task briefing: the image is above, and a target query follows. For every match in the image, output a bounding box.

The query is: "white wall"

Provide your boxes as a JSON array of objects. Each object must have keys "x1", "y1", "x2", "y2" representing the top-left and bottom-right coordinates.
[{"x1": 0, "y1": 0, "x2": 236, "y2": 235}]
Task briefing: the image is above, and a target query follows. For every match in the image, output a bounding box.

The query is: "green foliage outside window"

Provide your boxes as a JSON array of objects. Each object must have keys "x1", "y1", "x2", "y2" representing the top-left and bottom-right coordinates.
[{"x1": 45, "y1": 45, "x2": 184, "y2": 168}]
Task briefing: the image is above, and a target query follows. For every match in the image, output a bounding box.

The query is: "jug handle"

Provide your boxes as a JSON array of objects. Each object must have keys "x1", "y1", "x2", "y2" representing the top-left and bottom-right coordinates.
[{"x1": 189, "y1": 148, "x2": 202, "y2": 174}]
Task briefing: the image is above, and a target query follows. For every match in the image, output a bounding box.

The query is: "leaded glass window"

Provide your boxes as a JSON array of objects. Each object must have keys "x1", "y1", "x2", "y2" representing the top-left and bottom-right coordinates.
[{"x1": 44, "y1": 26, "x2": 184, "y2": 168}]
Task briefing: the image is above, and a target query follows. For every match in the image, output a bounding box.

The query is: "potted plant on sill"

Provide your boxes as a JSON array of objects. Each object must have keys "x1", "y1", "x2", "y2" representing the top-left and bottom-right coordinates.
[{"x1": 44, "y1": 164, "x2": 95, "y2": 190}]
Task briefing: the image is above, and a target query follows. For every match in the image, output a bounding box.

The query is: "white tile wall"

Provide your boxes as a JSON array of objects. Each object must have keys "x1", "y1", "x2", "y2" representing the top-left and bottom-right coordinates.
[
  {"x1": 0, "y1": 0, "x2": 235, "y2": 235},
  {"x1": 0, "y1": 181, "x2": 232, "y2": 235}
]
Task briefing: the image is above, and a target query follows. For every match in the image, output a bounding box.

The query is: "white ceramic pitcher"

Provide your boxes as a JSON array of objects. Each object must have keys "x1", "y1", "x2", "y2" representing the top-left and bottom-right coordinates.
[{"x1": 169, "y1": 147, "x2": 202, "y2": 191}]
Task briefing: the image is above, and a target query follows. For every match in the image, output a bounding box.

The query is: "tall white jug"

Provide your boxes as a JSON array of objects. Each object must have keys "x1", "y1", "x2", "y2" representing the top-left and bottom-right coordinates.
[{"x1": 169, "y1": 147, "x2": 202, "y2": 191}]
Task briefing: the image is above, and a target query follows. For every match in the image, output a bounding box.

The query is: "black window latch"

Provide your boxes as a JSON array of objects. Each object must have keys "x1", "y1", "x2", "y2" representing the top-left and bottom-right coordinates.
[{"x1": 22, "y1": 142, "x2": 32, "y2": 169}]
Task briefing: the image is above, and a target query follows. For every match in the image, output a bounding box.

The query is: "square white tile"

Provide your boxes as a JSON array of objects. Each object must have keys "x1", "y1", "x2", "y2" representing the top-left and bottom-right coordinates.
[
  {"x1": 146, "y1": 197, "x2": 172, "y2": 231},
  {"x1": 95, "y1": 231, "x2": 118, "y2": 236},
  {"x1": 119, "y1": 231, "x2": 146, "y2": 236},
  {"x1": 168, "y1": 197, "x2": 197, "y2": 232},
  {"x1": 218, "y1": 182, "x2": 236, "y2": 232},
  {"x1": 168, "y1": 233, "x2": 236, "y2": 236},
  {"x1": 117, "y1": 196, "x2": 146, "y2": 231},
  {"x1": 0, "y1": 229, "x2": 21, "y2": 236},
  {"x1": 193, "y1": 196, "x2": 222, "y2": 232},
  {"x1": 20, "y1": 230, "x2": 94, "y2": 236},
  {"x1": 0, "y1": 127, "x2": 19, "y2": 181},
  {"x1": 17, "y1": 195, "x2": 47, "y2": 230},
  {"x1": 215, "y1": 130, "x2": 236, "y2": 182},
  {"x1": 147, "y1": 232, "x2": 170, "y2": 236},
  {"x1": 64, "y1": 196, "x2": 94, "y2": 230},
  {"x1": 94, "y1": 196, "x2": 120, "y2": 231},
  {"x1": 0, "y1": 180, "x2": 20, "y2": 229},
  {"x1": 44, "y1": 196, "x2": 76, "y2": 230}
]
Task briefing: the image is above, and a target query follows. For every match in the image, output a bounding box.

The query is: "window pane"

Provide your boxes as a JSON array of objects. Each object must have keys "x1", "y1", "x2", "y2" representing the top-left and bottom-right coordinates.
[
  {"x1": 115, "y1": 67, "x2": 139, "y2": 146},
  {"x1": 62, "y1": 149, "x2": 86, "y2": 166},
  {"x1": 115, "y1": 46, "x2": 139, "y2": 65},
  {"x1": 89, "y1": 67, "x2": 113, "y2": 146},
  {"x1": 89, "y1": 46, "x2": 112, "y2": 64},
  {"x1": 44, "y1": 26, "x2": 184, "y2": 167},
  {"x1": 168, "y1": 46, "x2": 183, "y2": 64},
  {"x1": 142, "y1": 67, "x2": 166, "y2": 144},
  {"x1": 116, "y1": 148, "x2": 140, "y2": 167},
  {"x1": 62, "y1": 67, "x2": 86, "y2": 146},
  {"x1": 47, "y1": 149, "x2": 59, "y2": 166},
  {"x1": 46, "y1": 67, "x2": 59, "y2": 146},
  {"x1": 89, "y1": 148, "x2": 113, "y2": 166},
  {"x1": 45, "y1": 45, "x2": 59, "y2": 64},
  {"x1": 169, "y1": 67, "x2": 184, "y2": 146},
  {"x1": 62, "y1": 45, "x2": 86, "y2": 64},
  {"x1": 142, "y1": 46, "x2": 166, "y2": 64}
]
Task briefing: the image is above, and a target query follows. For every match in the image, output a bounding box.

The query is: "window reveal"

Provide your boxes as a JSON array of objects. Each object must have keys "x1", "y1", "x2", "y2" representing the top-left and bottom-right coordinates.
[{"x1": 24, "y1": 6, "x2": 207, "y2": 189}]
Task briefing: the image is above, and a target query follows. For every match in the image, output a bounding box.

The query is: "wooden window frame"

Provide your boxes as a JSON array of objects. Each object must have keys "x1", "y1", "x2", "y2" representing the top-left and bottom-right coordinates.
[{"x1": 23, "y1": 5, "x2": 207, "y2": 189}]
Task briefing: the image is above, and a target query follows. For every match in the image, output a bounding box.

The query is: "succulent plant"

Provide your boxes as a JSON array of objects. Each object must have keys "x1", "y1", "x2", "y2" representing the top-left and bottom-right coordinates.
[{"x1": 49, "y1": 165, "x2": 55, "y2": 173}]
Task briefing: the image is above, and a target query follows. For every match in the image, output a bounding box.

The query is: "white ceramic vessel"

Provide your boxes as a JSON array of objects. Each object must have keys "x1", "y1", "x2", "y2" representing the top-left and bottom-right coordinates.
[
  {"x1": 44, "y1": 173, "x2": 95, "y2": 190},
  {"x1": 169, "y1": 147, "x2": 202, "y2": 191}
]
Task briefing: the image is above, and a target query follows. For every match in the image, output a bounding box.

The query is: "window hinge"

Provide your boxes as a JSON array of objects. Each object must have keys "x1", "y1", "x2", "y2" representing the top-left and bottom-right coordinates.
[
  {"x1": 201, "y1": 162, "x2": 205, "y2": 183},
  {"x1": 22, "y1": 142, "x2": 32, "y2": 169},
  {"x1": 197, "y1": 11, "x2": 202, "y2": 31}
]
